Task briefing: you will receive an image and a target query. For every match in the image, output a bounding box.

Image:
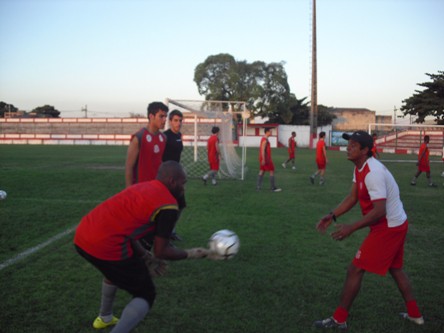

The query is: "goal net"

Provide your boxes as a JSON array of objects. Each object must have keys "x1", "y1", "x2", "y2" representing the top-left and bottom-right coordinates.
[
  {"x1": 165, "y1": 99, "x2": 248, "y2": 180},
  {"x1": 368, "y1": 122, "x2": 444, "y2": 156}
]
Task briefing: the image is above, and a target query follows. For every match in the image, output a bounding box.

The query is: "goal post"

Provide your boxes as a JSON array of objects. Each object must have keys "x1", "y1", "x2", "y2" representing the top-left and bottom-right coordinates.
[
  {"x1": 368, "y1": 122, "x2": 444, "y2": 156},
  {"x1": 165, "y1": 98, "x2": 249, "y2": 180}
]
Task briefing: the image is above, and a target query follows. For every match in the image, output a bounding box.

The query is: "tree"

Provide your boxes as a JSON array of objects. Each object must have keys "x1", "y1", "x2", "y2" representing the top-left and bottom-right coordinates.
[
  {"x1": 400, "y1": 71, "x2": 444, "y2": 124},
  {"x1": 32, "y1": 105, "x2": 61, "y2": 118},
  {"x1": 194, "y1": 54, "x2": 292, "y2": 120},
  {"x1": 0, "y1": 102, "x2": 18, "y2": 117}
]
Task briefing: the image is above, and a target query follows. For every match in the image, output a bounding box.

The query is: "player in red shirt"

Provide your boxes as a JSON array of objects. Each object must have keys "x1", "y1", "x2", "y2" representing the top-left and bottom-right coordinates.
[
  {"x1": 310, "y1": 131, "x2": 328, "y2": 185},
  {"x1": 371, "y1": 133, "x2": 380, "y2": 159},
  {"x1": 314, "y1": 131, "x2": 423, "y2": 330},
  {"x1": 410, "y1": 135, "x2": 437, "y2": 187},
  {"x1": 125, "y1": 102, "x2": 168, "y2": 187},
  {"x1": 75, "y1": 161, "x2": 220, "y2": 331},
  {"x1": 256, "y1": 127, "x2": 281, "y2": 192},
  {"x1": 202, "y1": 126, "x2": 221, "y2": 185},
  {"x1": 282, "y1": 131, "x2": 297, "y2": 170}
]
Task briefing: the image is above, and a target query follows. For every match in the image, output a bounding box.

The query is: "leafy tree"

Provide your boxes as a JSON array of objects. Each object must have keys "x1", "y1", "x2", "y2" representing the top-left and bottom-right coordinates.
[
  {"x1": 400, "y1": 71, "x2": 444, "y2": 124},
  {"x1": 194, "y1": 53, "x2": 336, "y2": 126},
  {"x1": 194, "y1": 54, "x2": 291, "y2": 120},
  {"x1": 32, "y1": 105, "x2": 61, "y2": 118},
  {"x1": 0, "y1": 101, "x2": 18, "y2": 117}
]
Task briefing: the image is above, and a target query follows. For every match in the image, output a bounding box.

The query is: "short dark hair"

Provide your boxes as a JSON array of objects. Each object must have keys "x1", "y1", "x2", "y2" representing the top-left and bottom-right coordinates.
[
  {"x1": 168, "y1": 109, "x2": 183, "y2": 120},
  {"x1": 424, "y1": 135, "x2": 430, "y2": 142},
  {"x1": 264, "y1": 127, "x2": 272, "y2": 133},
  {"x1": 211, "y1": 126, "x2": 220, "y2": 134},
  {"x1": 319, "y1": 131, "x2": 326, "y2": 138},
  {"x1": 147, "y1": 102, "x2": 168, "y2": 117}
]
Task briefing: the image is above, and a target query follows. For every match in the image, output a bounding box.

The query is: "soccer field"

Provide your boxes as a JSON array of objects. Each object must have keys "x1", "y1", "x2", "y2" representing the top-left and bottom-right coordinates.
[{"x1": 0, "y1": 145, "x2": 443, "y2": 333}]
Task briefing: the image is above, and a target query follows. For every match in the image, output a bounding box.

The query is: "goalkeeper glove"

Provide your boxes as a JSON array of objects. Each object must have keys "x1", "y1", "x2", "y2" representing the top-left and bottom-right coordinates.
[
  {"x1": 185, "y1": 247, "x2": 209, "y2": 259},
  {"x1": 142, "y1": 251, "x2": 169, "y2": 277}
]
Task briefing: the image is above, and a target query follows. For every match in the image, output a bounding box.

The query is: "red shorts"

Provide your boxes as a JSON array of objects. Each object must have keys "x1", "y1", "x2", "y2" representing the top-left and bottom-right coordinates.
[
  {"x1": 418, "y1": 162, "x2": 430, "y2": 172},
  {"x1": 260, "y1": 161, "x2": 275, "y2": 172},
  {"x1": 352, "y1": 221, "x2": 408, "y2": 276},
  {"x1": 316, "y1": 158, "x2": 326, "y2": 170},
  {"x1": 209, "y1": 158, "x2": 219, "y2": 171},
  {"x1": 288, "y1": 151, "x2": 295, "y2": 159}
]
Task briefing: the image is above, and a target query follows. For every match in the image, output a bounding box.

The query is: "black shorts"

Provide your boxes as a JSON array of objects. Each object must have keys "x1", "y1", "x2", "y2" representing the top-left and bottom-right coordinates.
[{"x1": 75, "y1": 245, "x2": 156, "y2": 307}]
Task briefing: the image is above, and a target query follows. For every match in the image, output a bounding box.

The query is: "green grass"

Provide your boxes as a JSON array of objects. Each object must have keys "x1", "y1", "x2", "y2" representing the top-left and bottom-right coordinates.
[{"x1": 0, "y1": 145, "x2": 443, "y2": 333}]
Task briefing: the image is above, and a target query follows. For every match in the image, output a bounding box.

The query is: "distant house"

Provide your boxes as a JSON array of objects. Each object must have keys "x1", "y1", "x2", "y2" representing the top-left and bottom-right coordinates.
[{"x1": 331, "y1": 108, "x2": 392, "y2": 132}]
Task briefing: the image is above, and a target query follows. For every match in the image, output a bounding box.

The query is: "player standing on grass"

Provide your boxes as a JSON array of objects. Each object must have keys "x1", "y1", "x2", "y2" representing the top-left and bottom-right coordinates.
[
  {"x1": 371, "y1": 133, "x2": 380, "y2": 159},
  {"x1": 310, "y1": 131, "x2": 328, "y2": 185},
  {"x1": 256, "y1": 127, "x2": 281, "y2": 192},
  {"x1": 314, "y1": 131, "x2": 424, "y2": 330},
  {"x1": 163, "y1": 109, "x2": 185, "y2": 241},
  {"x1": 74, "y1": 161, "x2": 221, "y2": 332},
  {"x1": 125, "y1": 102, "x2": 168, "y2": 187},
  {"x1": 202, "y1": 126, "x2": 220, "y2": 186},
  {"x1": 410, "y1": 135, "x2": 437, "y2": 187},
  {"x1": 282, "y1": 131, "x2": 297, "y2": 170}
]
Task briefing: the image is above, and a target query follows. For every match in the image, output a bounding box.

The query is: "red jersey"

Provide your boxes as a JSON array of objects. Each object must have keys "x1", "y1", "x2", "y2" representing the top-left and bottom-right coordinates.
[
  {"x1": 353, "y1": 157, "x2": 407, "y2": 230},
  {"x1": 207, "y1": 134, "x2": 220, "y2": 170},
  {"x1": 288, "y1": 137, "x2": 296, "y2": 157},
  {"x1": 371, "y1": 142, "x2": 377, "y2": 157},
  {"x1": 259, "y1": 136, "x2": 274, "y2": 171},
  {"x1": 417, "y1": 142, "x2": 430, "y2": 171},
  {"x1": 131, "y1": 128, "x2": 166, "y2": 183},
  {"x1": 316, "y1": 139, "x2": 325, "y2": 162},
  {"x1": 74, "y1": 180, "x2": 178, "y2": 260}
]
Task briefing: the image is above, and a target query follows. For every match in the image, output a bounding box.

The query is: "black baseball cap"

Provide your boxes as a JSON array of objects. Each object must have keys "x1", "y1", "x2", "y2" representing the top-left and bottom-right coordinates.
[{"x1": 342, "y1": 130, "x2": 373, "y2": 150}]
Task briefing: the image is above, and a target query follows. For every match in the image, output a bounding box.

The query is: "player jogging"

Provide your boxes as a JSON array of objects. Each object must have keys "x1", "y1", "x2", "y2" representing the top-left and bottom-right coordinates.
[
  {"x1": 202, "y1": 126, "x2": 221, "y2": 186},
  {"x1": 282, "y1": 131, "x2": 297, "y2": 170},
  {"x1": 314, "y1": 131, "x2": 424, "y2": 330},
  {"x1": 410, "y1": 135, "x2": 437, "y2": 187},
  {"x1": 256, "y1": 127, "x2": 281, "y2": 192},
  {"x1": 310, "y1": 131, "x2": 328, "y2": 185}
]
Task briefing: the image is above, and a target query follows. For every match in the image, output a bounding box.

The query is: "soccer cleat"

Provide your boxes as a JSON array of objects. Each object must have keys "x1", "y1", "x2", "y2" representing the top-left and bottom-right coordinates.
[
  {"x1": 212, "y1": 179, "x2": 217, "y2": 186},
  {"x1": 428, "y1": 182, "x2": 437, "y2": 187},
  {"x1": 92, "y1": 316, "x2": 119, "y2": 329},
  {"x1": 202, "y1": 176, "x2": 207, "y2": 185},
  {"x1": 313, "y1": 317, "x2": 347, "y2": 330},
  {"x1": 282, "y1": 163, "x2": 286, "y2": 169},
  {"x1": 292, "y1": 166, "x2": 296, "y2": 170},
  {"x1": 272, "y1": 187, "x2": 282, "y2": 192},
  {"x1": 310, "y1": 175, "x2": 315, "y2": 184},
  {"x1": 319, "y1": 179, "x2": 325, "y2": 186},
  {"x1": 410, "y1": 181, "x2": 416, "y2": 186},
  {"x1": 399, "y1": 312, "x2": 424, "y2": 325}
]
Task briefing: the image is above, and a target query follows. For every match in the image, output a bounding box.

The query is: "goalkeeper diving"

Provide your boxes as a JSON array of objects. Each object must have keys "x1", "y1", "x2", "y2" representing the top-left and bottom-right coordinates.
[{"x1": 74, "y1": 161, "x2": 223, "y2": 332}]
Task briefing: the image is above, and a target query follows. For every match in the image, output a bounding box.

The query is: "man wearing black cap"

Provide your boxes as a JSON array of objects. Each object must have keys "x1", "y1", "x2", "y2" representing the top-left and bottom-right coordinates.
[{"x1": 313, "y1": 130, "x2": 423, "y2": 330}]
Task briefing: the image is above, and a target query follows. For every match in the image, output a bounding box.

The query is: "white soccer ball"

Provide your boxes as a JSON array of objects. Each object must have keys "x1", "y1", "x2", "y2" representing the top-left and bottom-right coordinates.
[
  {"x1": 208, "y1": 229, "x2": 240, "y2": 259},
  {"x1": 0, "y1": 190, "x2": 7, "y2": 200}
]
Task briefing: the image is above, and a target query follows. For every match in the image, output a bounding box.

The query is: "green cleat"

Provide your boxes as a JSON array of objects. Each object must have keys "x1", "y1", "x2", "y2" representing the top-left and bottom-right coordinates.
[{"x1": 92, "y1": 316, "x2": 119, "y2": 329}]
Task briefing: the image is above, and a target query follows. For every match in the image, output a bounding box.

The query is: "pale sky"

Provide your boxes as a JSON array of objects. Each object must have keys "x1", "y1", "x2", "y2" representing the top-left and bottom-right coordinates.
[{"x1": 0, "y1": 0, "x2": 443, "y2": 118}]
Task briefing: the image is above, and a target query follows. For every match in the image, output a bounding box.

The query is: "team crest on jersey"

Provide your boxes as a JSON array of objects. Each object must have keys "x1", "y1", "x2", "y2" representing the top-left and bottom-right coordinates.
[
  {"x1": 154, "y1": 144, "x2": 160, "y2": 153},
  {"x1": 146, "y1": 134, "x2": 152, "y2": 143},
  {"x1": 159, "y1": 135, "x2": 164, "y2": 142}
]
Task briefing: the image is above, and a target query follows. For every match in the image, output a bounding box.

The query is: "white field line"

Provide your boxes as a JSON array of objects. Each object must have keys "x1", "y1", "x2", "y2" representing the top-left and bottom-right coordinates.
[{"x1": 0, "y1": 225, "x2": 77, "y2": 271}]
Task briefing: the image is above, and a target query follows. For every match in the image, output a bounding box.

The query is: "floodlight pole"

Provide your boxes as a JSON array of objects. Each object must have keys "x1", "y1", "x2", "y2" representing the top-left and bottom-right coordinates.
[{"x1": 309, "y1": 0, "x2": 318, "y2": 148}]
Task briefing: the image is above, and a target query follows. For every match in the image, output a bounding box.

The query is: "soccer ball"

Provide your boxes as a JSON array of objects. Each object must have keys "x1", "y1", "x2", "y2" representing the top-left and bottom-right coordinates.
[
  {"x1": 208, "y1": 229, "x2": 240, "y2": 259},
  {"x1": 0, "y1": 190, "x2": 7, "y2": 200}
]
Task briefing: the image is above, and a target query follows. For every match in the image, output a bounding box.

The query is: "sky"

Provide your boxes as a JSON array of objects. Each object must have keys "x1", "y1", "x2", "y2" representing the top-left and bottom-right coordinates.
[{"x1": 0, "y1": 0, "x2": 443, "y2": 118}]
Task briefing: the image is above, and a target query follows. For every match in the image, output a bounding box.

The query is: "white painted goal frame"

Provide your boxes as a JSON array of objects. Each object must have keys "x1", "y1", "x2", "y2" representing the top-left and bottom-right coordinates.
[
  {"x1": 165, "y1": 98, "x2": 249, "y2": 180},
  {"x1": 368, "y1": 123, "x2": 444, "y2": 156}
]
